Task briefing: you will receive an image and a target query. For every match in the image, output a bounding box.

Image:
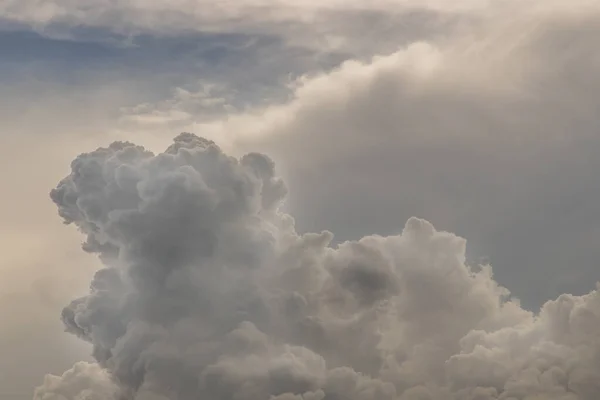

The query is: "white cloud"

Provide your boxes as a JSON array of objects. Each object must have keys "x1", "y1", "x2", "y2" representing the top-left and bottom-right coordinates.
[
  {"x1": 3, "y1": 1, "x2": 600, "y2": 399},
  {"x1": 33, "y1": 362, "x2": 118, "y2": 400},
  {"x1": 106, "y1": 3, "x2": 600, "y2": 309},
  {"x1": 35, "y1": 132, "x2": 600, "y2": 399}
]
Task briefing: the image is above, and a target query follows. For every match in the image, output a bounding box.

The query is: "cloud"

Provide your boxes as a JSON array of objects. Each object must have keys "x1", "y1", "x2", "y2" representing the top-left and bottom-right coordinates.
[
  {"x1": 36, "y1": 132, "x2": 600, "y2": 399},
  {"x1": 117, "y1": 4, "x2": 600, "y2": 309},
  {"x1": 118, "y1": 83, "x2": 237, "y2": 128},
  {"x1": 3, "y1": 0, "x2": 598, "y2": 51},
  {"x1": 3, "y1": 1, "x2": 600, "y2": 399},
  {"x1": 0, "y1": 0, "x2": 493, "y2": 57},
  {"x1": 33, "y1": 362, "x2": 118, "y2": 400}
]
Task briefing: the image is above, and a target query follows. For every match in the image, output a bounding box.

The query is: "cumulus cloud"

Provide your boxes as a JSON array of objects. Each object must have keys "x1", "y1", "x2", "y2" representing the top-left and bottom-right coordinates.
[
  {"x1": 8, "y1": 1, "x2": 600, "y2": 399},
  {"x1": 33, "y1": 362, "x2": 118, "y2": 400},
  {"x1": 36, "y1": 132, "x2": 600, "y2": 400},
  {"x1": 126, "y1": 3, "x2": 600, "y2": 308}
]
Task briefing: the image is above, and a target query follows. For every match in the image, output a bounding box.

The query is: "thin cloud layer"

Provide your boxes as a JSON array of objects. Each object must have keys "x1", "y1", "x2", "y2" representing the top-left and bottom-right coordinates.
[
  {"x1": 0, "y1": 0, "x2": 558, "y2": 56},
  {"x1": 36, "y1": 133, "x2": 600, "y2": 400}
]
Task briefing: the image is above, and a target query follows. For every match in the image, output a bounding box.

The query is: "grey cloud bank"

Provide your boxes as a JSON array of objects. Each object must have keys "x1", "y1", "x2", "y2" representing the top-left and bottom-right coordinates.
[{"x1": 36, "y1": 133, "x2": 600, "y2": 400}]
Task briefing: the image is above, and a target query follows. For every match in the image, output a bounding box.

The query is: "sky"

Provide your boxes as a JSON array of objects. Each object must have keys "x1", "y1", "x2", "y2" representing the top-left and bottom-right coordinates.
[{"x1": 2, "y1": 1, "x2": 600, "y2": 400}]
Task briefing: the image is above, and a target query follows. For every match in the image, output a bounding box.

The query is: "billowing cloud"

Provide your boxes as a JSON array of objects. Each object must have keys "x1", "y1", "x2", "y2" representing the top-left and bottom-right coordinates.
[
  {"x1": 4, "y1": 2, "x2": 600, "y2": 399},
  {"x1": 33, "y1": 362, "x2": 118, "y2": 400},
  {"x1": 36, "y1": 133, "x2": 600, "y2": 400},
  {"x1": 125, "y1": 4, "x2": 600, "y2": 308}
]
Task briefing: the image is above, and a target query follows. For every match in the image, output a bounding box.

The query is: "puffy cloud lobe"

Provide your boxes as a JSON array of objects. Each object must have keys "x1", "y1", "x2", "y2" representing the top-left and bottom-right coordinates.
[
  {"x1": 33, "y1": 362, "x2": 118, "y2": 400},
  {"x1": 37, "y1": 133, "x2": 600, "y2": 399}
]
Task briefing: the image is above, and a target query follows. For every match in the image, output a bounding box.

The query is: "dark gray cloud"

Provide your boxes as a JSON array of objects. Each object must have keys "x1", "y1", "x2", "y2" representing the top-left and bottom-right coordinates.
[{"x1": 36, "y1": 133, "x2": 600, "y2": 400}]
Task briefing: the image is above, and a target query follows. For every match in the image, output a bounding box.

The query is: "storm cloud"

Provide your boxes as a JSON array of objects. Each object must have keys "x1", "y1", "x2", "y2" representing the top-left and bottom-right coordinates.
[{"x1": 35, "y1": 133, "x2": 600, "y2": 400}]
